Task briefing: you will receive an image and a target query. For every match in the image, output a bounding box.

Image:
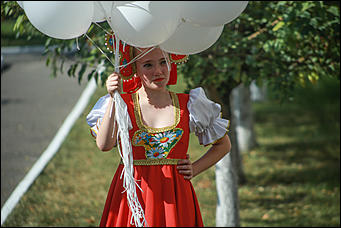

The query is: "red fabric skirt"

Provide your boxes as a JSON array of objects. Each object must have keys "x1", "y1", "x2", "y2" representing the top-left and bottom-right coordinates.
[{"x1": 99, "y1": 164, "x2": 204, "y2": 227}]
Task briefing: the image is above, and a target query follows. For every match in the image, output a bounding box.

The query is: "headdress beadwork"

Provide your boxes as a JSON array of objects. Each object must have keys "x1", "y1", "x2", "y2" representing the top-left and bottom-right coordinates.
[{"x1": 105, "y1": 32, "x2": 188, "y2": 93}]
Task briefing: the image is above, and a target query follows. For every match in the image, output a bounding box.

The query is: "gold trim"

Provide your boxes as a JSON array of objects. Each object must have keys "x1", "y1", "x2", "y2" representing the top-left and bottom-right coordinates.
[
  {"x1": 169, "y1": 54, "x2": 189, "y2": 64},
  {"x1": 89, "y1": 118, "x2": 101, "y2": 139},
  {"x1": 120, "y1": 158, "x2": 180, "y2": 166},
  {"x1": 90, "y1": 129, "x2": 97, "y2": 139},
  {"x1": 132, "y1": 91, "x2": 180, "y2": 133}
]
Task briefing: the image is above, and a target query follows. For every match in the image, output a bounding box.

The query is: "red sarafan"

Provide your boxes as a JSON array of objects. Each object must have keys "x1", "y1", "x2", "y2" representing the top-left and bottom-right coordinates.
[{"x1": 99, "y1": 91, "x2": 203, "y2": 227}]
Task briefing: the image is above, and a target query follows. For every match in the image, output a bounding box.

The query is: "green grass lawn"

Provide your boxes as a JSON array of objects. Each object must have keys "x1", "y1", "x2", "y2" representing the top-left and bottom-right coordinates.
[
  {"x1": 2, "y1": 78, "x2": 340, "y2": 227},
  {"x1": 239, "y1": 100, "x2": 340, "y2": 226}
]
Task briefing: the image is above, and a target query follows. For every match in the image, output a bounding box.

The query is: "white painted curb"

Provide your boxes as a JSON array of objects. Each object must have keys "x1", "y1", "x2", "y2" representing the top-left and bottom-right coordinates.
[
  {"x1": 1, "y1": 45, "x2": 45, "y2": 55},
  {"x1": 1, "y1": 77, "x2": 97, "y2": 225}
]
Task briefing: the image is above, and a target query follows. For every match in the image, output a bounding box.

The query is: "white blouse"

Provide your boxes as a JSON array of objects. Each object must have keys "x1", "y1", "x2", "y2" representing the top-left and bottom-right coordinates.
[
  {"x1": 86, "y1": 94, "x2": 133, "y2": 138},
  {"x1": 188, "y1": 87, "x2": 230, "y2": 146},
  {"x1": 86, "y1": 87, "x2": 230, "y2": 145}
]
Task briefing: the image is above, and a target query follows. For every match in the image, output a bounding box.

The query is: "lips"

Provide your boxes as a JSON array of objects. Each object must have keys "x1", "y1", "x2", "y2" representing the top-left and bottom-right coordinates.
[{"x1": 153, "y1": 78, "x2": 165, "y2": 82}]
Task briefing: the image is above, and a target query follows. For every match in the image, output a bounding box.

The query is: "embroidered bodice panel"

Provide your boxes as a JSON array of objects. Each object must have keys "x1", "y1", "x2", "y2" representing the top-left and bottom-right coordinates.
[{"x1": 122, "y1": 91, "x2": 190, "y2": 160}]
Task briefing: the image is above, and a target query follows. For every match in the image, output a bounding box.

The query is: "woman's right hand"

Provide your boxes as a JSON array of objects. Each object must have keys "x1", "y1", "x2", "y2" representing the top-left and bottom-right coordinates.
[{"x1": 106, "y1": 72, "x2": 121, "y2": 97}]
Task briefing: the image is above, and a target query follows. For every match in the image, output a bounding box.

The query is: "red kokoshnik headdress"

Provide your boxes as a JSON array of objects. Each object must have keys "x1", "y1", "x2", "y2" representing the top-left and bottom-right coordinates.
[{"x1": 105, "y1": 32, "x2": 189, "y2": 94}]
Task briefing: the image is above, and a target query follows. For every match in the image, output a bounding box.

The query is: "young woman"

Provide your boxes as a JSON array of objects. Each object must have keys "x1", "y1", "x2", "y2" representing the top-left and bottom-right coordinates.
[{"x1": 87, "y1": 46, "x2": 231, "y2": 227}]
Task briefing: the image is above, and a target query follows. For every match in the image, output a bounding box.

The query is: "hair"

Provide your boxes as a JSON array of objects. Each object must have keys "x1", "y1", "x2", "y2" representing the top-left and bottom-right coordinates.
[
  {"x1": 132, "y1": 46, "x2": 138, "y2": 59},
  {"x1": 133, "y1": 47, "x2": 171, "y2": 72}
]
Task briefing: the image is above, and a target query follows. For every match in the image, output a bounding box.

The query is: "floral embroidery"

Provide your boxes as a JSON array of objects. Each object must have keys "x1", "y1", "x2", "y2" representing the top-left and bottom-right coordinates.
[
  {"x1": 146, "y1": 147, "x2": 164, "y2": 159},
  {"x1": 133, "y1": 128, "x2": 183, "y2": 159}
]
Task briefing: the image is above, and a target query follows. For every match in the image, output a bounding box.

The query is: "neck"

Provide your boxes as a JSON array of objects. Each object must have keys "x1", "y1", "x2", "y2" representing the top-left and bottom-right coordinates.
[{"x1": 138, "y1": 85, "x2": 171, "y2": 108}]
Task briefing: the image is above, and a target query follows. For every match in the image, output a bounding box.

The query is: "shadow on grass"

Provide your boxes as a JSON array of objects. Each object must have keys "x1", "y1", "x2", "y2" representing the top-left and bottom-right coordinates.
[
  {"x1": 246, "y1": 140, "x2": 340, "y2": 187},
  {"x1": 240, "y1": 81, "x2": 340, "y2": 226}
]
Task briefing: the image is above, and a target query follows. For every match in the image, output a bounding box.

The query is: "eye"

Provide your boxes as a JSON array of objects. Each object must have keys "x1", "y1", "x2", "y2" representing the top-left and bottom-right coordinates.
[
  {"x1": 160, "y1": 60, "x2": 167, "y2": 65},
  {"x1": 143, "y1": 63, "x2": 152, "y2": 68}
]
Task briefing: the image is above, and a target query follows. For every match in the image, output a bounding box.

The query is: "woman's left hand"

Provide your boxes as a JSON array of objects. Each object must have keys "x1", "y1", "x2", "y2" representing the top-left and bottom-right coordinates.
[{"x1": 177, "y1": 154, "x2": 193, "y2": 180}]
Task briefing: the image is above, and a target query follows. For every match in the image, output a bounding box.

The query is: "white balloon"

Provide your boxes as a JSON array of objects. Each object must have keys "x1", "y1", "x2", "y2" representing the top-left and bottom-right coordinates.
[
  {"x1": 16, "y1": 1, "x2": 23, "y2": 9},
  {"x1": 23, "y1": 1, "x2": 94, "y2": 40},
  {"x1": 159, "y1": 22, "x2": 224, "y2": 55},
  {"x1": 181, "y1": 1, "x2": 248, "y2": 27},
  {"x1": 92, "y1": 1, "x2": 114, "y2": 23},
  {"x1": 109, "y1": 1, "x2": 182, "y2": 48}
]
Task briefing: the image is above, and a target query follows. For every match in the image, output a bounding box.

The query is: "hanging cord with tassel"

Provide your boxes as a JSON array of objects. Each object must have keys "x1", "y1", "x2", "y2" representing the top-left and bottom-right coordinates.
[
  {"x1": 82, "y1": 16, "x2": 155, "y2": 227},
  {"x1": 110, "y1": 35, "x2": 148, "y2": 227}
]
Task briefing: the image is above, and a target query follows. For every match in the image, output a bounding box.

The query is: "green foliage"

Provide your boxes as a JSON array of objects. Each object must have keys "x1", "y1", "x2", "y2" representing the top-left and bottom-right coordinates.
[
  {"x1": 1, "y1": 2, "x2": 46, "y2": 43},
  {"x1": 1, "y1": 1, "x2": 111, "y2": 84},
  {"x1": 182, "y1": 1, "x2": 340, "y2": 102},
  {"x1": 288, "y1": 76, "x2": 340, "y2": 135},
  {"x1": 1, "y1": 1, "x2": 340, "y2": 98},
  {"x1": 1, "y1": 16, "x2": 45, "y2": 46}
]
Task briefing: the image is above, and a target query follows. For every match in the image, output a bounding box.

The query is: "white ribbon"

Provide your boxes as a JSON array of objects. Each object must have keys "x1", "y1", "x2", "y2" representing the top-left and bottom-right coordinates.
[{"x1": 110, "y1": 35, "x2": 148, "y2": 227}]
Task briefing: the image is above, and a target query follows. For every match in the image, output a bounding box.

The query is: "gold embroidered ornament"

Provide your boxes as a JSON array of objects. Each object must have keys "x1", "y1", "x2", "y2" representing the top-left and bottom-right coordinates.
[{"x1": 105, "y1": 32, "x2": 189, "y2": 94}]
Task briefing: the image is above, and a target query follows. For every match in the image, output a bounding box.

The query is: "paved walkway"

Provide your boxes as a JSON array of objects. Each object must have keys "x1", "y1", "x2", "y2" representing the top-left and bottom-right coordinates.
[{"x1": 1, "y1": 51, "x2": 89, "y2": 208}]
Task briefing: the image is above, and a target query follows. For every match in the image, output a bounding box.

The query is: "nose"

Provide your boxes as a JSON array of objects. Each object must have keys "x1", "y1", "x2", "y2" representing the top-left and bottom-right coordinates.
[{"x1": 155, "y1": 63, "x2": 163, "y2": 75}]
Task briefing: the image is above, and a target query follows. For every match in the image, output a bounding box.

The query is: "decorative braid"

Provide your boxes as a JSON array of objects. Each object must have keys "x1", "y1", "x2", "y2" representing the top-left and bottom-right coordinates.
[{"x1": 120, "y1": 158, "x2": 180, "y2": 166}]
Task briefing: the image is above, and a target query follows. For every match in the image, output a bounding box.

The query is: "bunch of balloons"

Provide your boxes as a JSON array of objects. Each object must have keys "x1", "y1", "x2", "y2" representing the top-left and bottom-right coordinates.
[{"x1": 17, "y1": 1, "x2": 248, "y2": 55}]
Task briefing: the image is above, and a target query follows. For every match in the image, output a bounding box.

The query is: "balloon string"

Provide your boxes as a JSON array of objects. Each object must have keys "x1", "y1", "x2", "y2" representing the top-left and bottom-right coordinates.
[
  {"x1": 91, "y1": 15, "x2": 157, "y2": 68},
  {"x1": 114, "y1": 34, "x2": 120, "y2": 73},
  {"x1": 109, "y1": 34, "x2": 121, "y2": 119},
  {"x1": 161, "y1": 49, "x2": 171, "y2": 72},
  {"x1": 120, "y1": 46, "x2": 156, "y2": 69},
  {"x1": 76, "y1": 37, "x2": 80, "y2": 50},
  {"x1": 93, "y1": 22, "x2": 112, "y2": 35},
  {"x1": 85, "y1": 19, "x2": 158, "y2": 75},
  {"x1": 83, "y1": 33, "x2": 116, "y2": 67},
  {"x1": 82, "y1": 30, "x2": 156, "y2": 78}
]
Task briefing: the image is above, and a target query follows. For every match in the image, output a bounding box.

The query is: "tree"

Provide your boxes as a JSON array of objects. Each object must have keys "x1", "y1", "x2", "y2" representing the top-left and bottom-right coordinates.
[
  {"x1": 179, "y1": 1, "x2": 339, "y2": 226},
  {"x1": 1, "y1": 1, "x2": 114, "y2": 86},
  {"x1": 2, "y1": 1, "x2": 339, "y2": 226}
]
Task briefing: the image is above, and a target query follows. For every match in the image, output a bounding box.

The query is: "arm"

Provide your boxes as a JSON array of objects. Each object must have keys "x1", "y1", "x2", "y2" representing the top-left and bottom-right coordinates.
[
  {"x1": 96, "y1": 97, "x2": 118, "y2": 151},
  {"x1": 193, "y1": 134, "x2": 231, "y2": 177},
  {"x1": 177, "y1": 134, "x2": 231, "y2": 180},
  {"x1": 96, "y1": 73, "x2": 121, "y2": 151},
  {"x1": 179, "y1": 87, "x2": 231, "y2": 179}
]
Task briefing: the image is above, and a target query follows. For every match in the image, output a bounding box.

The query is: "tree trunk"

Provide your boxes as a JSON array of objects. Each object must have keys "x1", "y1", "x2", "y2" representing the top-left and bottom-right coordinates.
[
  {"x1": 207, "y1": 85, "x2": 247, "y2": 185},
  {"x1": 205, "y1": 86, "x2": 241, "y2": 227},
  {"x1": 231, "y1": 83, "x2": 257, "y2": 154},
  {"x1": 250, "y1": 80, "x2": 267, "y2": 102},
  {"x1": 215, "y1": 119, "x2": 240, "y2": 227}
]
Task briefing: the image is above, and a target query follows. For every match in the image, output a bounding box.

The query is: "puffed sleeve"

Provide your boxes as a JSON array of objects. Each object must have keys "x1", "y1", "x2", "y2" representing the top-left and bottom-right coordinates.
[
  {"x1": 86, "y1": 94, "x2": 133, "y2": 139},
  {"x1": 188, "y1": 87, "x2": 230, "y2": 146},
  {"x1": 86, "y1": 94, "x2": 111, "y2": 139}
]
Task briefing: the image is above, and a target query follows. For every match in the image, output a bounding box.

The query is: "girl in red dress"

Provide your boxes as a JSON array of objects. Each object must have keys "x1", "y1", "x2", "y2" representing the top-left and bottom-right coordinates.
[{"x1": 87, "y1": 46, "x2": 231, "y2": 227}]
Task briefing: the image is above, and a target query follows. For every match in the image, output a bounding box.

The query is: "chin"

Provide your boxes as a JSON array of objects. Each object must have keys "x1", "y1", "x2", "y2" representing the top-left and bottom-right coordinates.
[
  {"x1": 146, "y1": 83, "x2": 167, "y2": 91},
  {"x1": 152, "y1": 84, "x2": 167, "y2": 90}
]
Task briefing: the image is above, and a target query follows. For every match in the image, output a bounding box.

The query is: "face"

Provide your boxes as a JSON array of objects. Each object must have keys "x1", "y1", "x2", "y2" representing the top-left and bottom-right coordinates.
[{"x1": 134, "y1": 47, "x2": 170, "y2": 91}]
